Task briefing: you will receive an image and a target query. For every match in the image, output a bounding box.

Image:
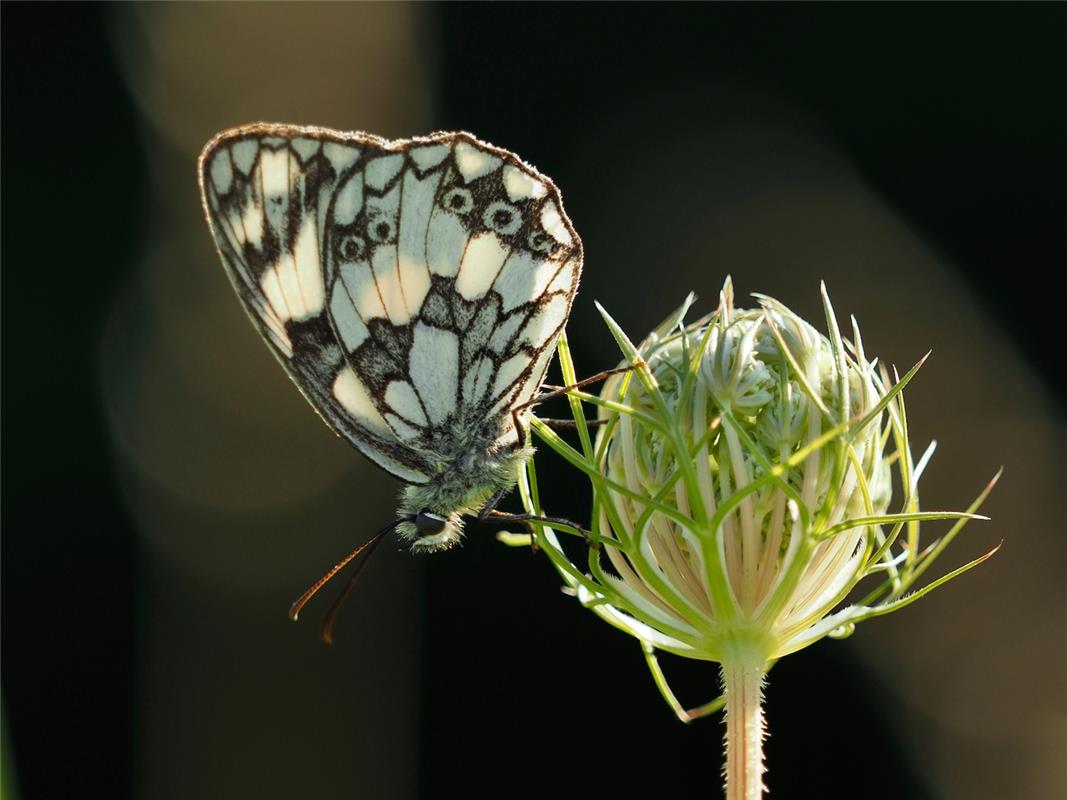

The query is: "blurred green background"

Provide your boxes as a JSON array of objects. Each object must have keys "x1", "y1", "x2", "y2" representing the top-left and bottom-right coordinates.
[{"x1": 3, "y1": 4, "x2": 1065, "y2": 799}]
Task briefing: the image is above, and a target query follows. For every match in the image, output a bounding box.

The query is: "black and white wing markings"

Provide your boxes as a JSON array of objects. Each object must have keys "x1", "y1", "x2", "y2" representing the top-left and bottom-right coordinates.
[
  {"x1": 199, "y1": 123, "x2": 582, "y2": 483},
  {"x1": 405, "y1": 143, "x2": 581, "y2": 443},
  {"x1": 200, "y1": 128, "x2": 434, "y2": 482},
  {"x1": 316, "y1": 129, "x2": 581, "y2": 447}
]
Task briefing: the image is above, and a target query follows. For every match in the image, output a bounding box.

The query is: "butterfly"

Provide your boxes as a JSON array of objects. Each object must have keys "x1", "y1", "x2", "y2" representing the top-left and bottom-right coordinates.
[{"x1": 198, "y1": 123, "x2": 582, "y2": 565}]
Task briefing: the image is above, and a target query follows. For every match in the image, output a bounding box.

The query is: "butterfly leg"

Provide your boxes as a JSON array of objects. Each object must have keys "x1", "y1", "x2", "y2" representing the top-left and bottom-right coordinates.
[
  {"x1": 477, "y1": 488, "x2": 510, "y2": 517},
  {"x1": 535, "y1": 418, "x2": 607, "y2": 429},
  {"x1": 535, "y1": 364, "x2": 640, "y2": 399},
  {"x1": 508, "y1": 363, "x2": 640, "y2": 449},
  {"x1": 474, "y1": 494, "x2": 537, "y2": 551},
  {"x1": 479, "y1": 508, "x2": 598, "y2": 550}
]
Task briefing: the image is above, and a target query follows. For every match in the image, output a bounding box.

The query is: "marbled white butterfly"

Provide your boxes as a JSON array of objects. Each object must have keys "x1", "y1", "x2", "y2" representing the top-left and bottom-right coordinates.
[{"x1": 198, "y1": 123, "x2": 582, "y2": 575}]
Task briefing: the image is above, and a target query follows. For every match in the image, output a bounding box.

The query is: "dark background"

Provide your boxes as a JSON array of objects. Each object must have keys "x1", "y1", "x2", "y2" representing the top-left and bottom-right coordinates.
[{"x1": 3, "y1": 4, "x2": 1064, "y2": 799}]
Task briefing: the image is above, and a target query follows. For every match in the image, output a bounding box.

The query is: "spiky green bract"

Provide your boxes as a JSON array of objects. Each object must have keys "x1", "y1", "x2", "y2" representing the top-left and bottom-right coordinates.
[{"x1": 515, "y1": 279, "x2": 998, "y2": 715}]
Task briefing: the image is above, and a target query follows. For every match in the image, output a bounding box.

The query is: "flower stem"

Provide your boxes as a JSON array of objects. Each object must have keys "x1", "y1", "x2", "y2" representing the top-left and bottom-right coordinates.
[{"x1": 722, "y1": 652, "x2": 767, "y2": 800}]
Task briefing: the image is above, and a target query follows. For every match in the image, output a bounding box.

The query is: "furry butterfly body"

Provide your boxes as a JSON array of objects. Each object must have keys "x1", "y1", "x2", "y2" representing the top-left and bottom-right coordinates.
[{"x1": 198, "y1": 124, "x2": 582, "y2": 551}]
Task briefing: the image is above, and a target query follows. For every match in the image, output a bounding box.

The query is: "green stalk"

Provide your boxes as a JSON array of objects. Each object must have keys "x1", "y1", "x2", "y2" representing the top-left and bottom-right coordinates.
[{"x1": 721, "y1": 638, "x2": 769, "y2": 800}]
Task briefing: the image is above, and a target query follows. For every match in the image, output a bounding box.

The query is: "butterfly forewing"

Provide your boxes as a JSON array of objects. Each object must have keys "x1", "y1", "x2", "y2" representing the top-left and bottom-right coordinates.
[{"x1": 199, "y1": 124, "x2": 582, "y2": 483}]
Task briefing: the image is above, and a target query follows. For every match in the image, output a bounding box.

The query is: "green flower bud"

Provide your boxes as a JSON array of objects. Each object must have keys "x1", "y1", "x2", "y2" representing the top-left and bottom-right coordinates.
[
  {"x1": 589, "y1": 280, "x2": 901, "y2": 657},
  {"x1": 515, "y1": 278, "x2": 998, "y2": 799}
]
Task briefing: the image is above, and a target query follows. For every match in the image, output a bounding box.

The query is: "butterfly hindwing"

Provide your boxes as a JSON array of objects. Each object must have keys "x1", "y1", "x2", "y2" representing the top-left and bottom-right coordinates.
[{"x1": 199, "y1": 124, "x2": 582, "y2": 483}]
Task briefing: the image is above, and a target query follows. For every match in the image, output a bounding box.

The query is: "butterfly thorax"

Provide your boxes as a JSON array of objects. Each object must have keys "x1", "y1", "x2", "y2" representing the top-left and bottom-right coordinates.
[{"x1": 395, "y1": 424, "x2": 533, "y2": 552}]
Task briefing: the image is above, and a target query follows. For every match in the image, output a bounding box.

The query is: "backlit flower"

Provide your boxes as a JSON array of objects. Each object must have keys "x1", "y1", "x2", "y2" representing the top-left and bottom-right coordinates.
[{"x1": 514, "y1": 279, "x2": 998, "y2": 800}]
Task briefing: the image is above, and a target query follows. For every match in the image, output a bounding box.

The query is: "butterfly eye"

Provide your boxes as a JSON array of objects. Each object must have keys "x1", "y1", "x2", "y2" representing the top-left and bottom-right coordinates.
[
  {"x1": 338, "y1": 233, "x2": 366, "y2": 261},
  {"x1": 483, "y1": 201, "x2": 521, "y2": 236},
  {"x1": 527, "y1": 230, "x2": 555, "y2": 254},
  {"x1": 442, "y1": 187, "x2": 474, "y2": 215},
  {"x1": 414, "y1": 510, "x2": 448, "y2": 536},
  {"x1": 368, "y1": 217, "x2": 396, "y2": 244}
]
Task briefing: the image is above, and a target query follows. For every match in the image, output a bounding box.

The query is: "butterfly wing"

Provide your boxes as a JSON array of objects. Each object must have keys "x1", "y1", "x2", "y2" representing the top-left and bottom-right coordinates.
[
  {"x1": 199, "y1": 124, "x2": 582, "y2": 481},
  {"x1": 454, "y1": 148, "x2": 583, "y2": 443}
]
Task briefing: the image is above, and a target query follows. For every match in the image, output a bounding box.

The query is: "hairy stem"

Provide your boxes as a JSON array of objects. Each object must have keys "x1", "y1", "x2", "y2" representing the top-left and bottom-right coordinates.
[{"x1": 722, "y1": 653, "x2": 767, "y2": 800}]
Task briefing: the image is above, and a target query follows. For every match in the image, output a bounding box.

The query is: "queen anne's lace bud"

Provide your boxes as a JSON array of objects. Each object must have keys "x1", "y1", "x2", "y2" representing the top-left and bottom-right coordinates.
[
  {"x1": 515, "y1": 278, "x2": 997, "y2": 800},
  {"x1": 592, "y1": 281, "x2": 901, "y2": 655}
]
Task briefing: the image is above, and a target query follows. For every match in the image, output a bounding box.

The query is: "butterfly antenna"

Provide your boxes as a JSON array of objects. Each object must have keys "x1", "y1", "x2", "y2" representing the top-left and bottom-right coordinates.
[
  {"x1": 318, "y1": 529, "x2": 391, "y2": 645},
  {"x1": 288, "y1": 520, "x2": 400, "y2": 627}
]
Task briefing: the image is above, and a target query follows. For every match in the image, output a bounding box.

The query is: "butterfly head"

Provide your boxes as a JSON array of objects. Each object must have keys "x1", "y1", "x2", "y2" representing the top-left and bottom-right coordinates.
[{"x1": 395, "y1": 508, "x2": 465, "y2": 553}]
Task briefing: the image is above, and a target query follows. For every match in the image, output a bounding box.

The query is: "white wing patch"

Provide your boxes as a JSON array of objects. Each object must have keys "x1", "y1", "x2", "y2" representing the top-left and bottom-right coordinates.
[
  {"x1": 397, "y1": 254, "x2": 432, "y2": 321},
  {"x1": 372, "y1": 246, "x2": 409, "y2": 324},
  {"x1": 490, "y1": 354, "x2": 530, "y2": 406},
  {"x1": 503, "y1": 164, "x2": 547, "y2": 202},
  {"x1": 384, "y1": 414, "x2": 422, "y2": 441},
  {"x1": 409, "y1": 143, "x2": 450, "y2": 171},
  {"x1": 365, "y1": 153, "x2": 405, "y2": 191},
  {"x1": 338, "y1": 259, "x2": 387, "y2": 322},
  {"x1": 409, "y1": 324, "x2": 459, "y2": 426},
  {"x1": 329, "y1": 281, "x2": 370, "y2": 351},
  {"x1": 493, "y1": 251, "x2": 558, "y2": 312},
  {"x1": 322, "y1": 141, "x2": 361, "y2": 174},
  {"x1": 547, "y1": 257, "x2": 579, "y2": 295},
  {"x1": 240, "y1": 197, "x2": 265, "y2": 250},
  {"x1": 255, "y1": 221, "x2": 326, "y2": 323},
  {"x1": 199, "y1": 125, "x2": 583, "y2": 489},
  {"x1": 455, "y1": 141, "x2": 502, "y2": 183},
  {"x1": 384, "y1": 381, "x2": 428, "y2": 427},
  {"x1": 510, "y1": 345, "x2": 557, "y2": 414},
  {"x1": 367, "y1": 182, "x2": 407, "y2": 324},
  {"x1": 488, "y1": 313, "x2": 525, "y2": 353},
  {"x1": 521, "y1": 293, "x2": 569, "y2": 348},
  {"x1": 210, "y1": 148, "x2": 234, "y2": 194},
  {"x1": 230, "y1": 139, "x2": 259, "y2": 175},
  {"x1": 290, "y1": 216, "x2": 326, "y2": 318},
  {"x1": 456, "y1": 233, "x2": 508, "y2": 300},
  {"x1": 291, "y1": 137, "x2": 321, "y2": 162},
  {"x1": 259, "y1": 148, "x2": 290, "y2": 198},
  {"x1": 260, "y1": 265, "x2": 291, "y2": 322},
  {"x1": 396, "y1": 169, "x2": 441, "y2": 316},
  {"x1": 426, "y1": 201, "x2": 469, "y2": 278},
  {"x1": 333, "y1": 366, "x2": 390, "y2": 436},
  {"x1": 540, "y1": 201, "x2": 573, "y2": 246},
  {"x1": 333, "y1": 173, "x2": 363, "y2": 226},
  {"x1": 462, "y1": 355, "x2": 495, "y2": 405}
]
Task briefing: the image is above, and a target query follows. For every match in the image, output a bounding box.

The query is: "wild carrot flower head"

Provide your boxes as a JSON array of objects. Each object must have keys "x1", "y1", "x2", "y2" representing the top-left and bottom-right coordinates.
[{"x1": 516, "y1": 278, "x2": 997, "y2": 721}]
